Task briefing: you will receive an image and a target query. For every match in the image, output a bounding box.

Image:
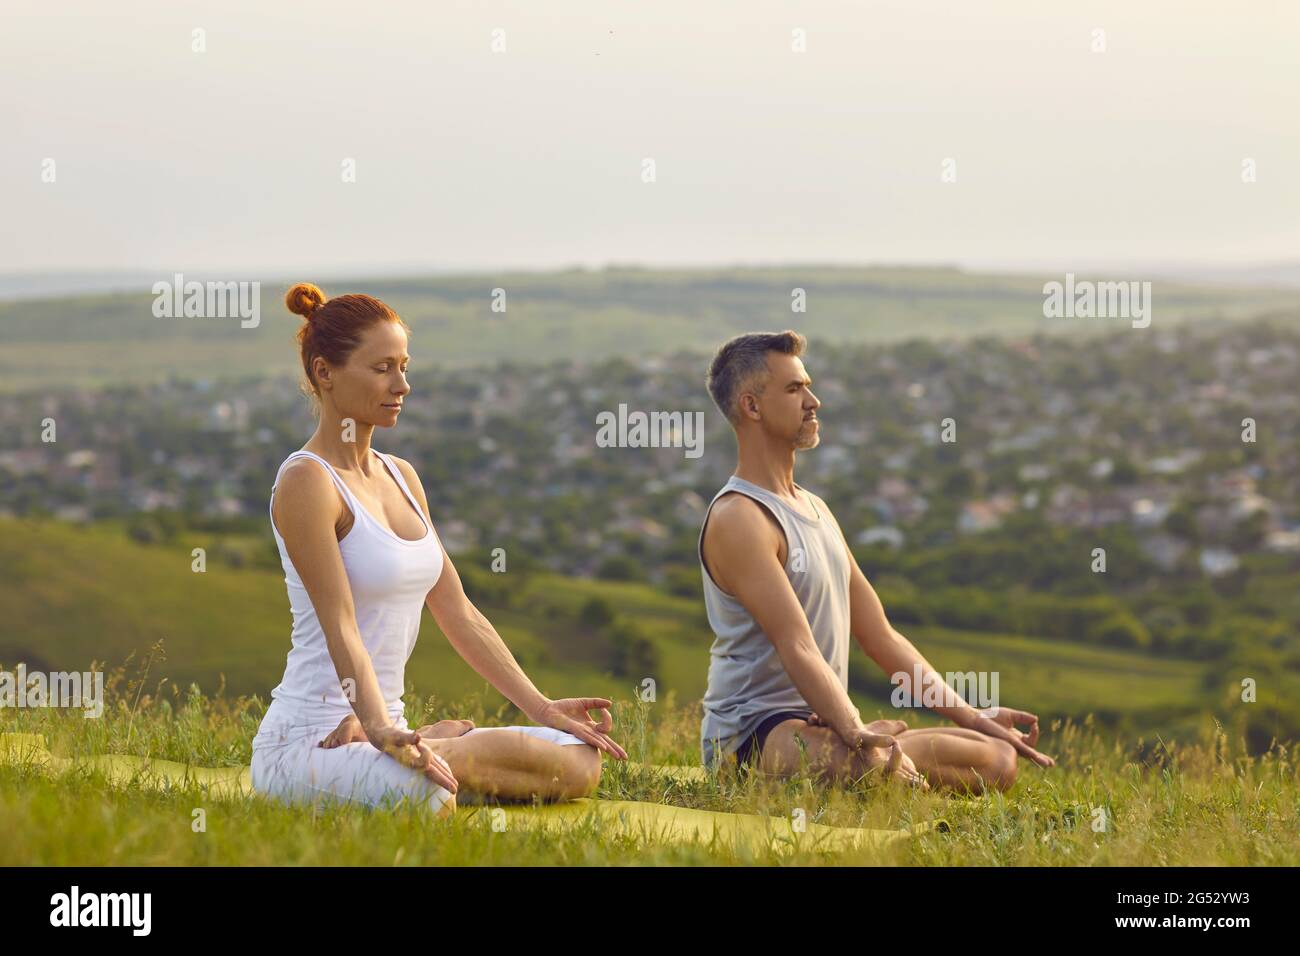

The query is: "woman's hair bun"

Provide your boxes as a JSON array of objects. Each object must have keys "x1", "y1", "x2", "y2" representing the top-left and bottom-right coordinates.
[{"x1": 285, "y1": 282, "x2": 327, "y2": 319}]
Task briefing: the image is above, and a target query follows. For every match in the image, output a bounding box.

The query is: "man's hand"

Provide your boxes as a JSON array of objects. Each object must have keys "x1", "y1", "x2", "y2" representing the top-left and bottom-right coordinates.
[
  {"x1": 533, "y1": 697, "x2": 628, "y2": 759},
  {"x1": 969, "y1": 706, "x2": 1055, "y2": 767},
  {"x1": 809, "y1": 712, "x2": 908, "y2": 736},
  {"x1": 843, "y1": 725, "x2": 928, "y2": 789},
  {"x1": 810, "y1": 713, "x2": 926, "y2": 788}
]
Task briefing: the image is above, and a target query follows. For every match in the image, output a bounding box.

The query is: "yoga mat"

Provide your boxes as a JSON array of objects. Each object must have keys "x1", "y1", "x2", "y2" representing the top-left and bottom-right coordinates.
[
  {"x1": 0, "y1": 733, "x2": 948, "y2": 853},
  {"x1": 493, "y1": 798, "x2": 946, "y2": 853},
  {"x1": 1, "y1": 732, "x2": 254, "y2": 798}
]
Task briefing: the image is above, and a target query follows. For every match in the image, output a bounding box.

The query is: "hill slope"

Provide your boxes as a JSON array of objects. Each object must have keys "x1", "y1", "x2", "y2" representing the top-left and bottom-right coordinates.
[
  {"x1": 3, "y1": 266, "x2": 1295, "y2": 391},
  {"x1": 0, "y1": 518, "x2": 1240, "y2": 748}
]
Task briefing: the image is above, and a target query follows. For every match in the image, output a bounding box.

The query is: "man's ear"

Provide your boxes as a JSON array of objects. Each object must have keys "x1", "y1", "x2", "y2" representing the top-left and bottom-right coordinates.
[{"x1": 739, "y1": 393, "x2": 761, "y2": 421}]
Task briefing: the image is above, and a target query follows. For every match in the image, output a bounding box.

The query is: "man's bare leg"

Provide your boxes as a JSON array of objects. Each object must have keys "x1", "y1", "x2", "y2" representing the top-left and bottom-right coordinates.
[
  {"x1": 758, "y1": 718, "x2": 1016, "y2": 793},
  {"x1": 893, "y1": 727, "x2": 1017, "y2": 794},
  {"x1": 758, "y1": 718, "x2": 898, "y2": 782}
]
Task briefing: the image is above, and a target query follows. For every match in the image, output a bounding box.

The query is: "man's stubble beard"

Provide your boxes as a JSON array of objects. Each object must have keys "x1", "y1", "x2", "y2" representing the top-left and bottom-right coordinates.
[{"x1": 794, "y1": 423, "x2": 821, "y2": 450}]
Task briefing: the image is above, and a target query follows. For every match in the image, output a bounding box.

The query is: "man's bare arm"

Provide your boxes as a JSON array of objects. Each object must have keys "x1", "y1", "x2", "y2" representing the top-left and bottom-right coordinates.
[
  {"x1": 844, "y1": 555, "x2": 983, "y2": 725},
  {"x1": 841, "y1": 535, "x2": 1056, "y2": 766},
  {"x1": 705, "y1": 496, "x2": 868, "y2": 743}
]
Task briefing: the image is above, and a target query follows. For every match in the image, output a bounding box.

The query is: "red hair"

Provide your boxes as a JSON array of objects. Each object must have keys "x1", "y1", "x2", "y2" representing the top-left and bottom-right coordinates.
[{"x1": 284, "y1": 282, "x2": 409, "y2": 406}]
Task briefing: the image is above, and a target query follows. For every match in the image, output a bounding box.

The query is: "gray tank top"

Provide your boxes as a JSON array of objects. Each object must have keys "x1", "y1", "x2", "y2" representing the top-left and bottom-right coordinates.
[{"x1": 698, "y1": 475, "x2": 852, "y2": 766}]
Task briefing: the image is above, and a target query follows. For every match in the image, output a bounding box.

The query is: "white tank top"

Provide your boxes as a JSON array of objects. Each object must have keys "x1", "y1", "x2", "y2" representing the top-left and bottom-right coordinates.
[{"x1": 252, "y1": 449, "x2": 444, "y2": 749}]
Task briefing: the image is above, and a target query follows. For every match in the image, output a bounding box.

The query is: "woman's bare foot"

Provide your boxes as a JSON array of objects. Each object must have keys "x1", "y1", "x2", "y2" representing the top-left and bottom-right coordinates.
[
  {"x1": 319, "y1": 715, "x2": 477, "y2": 748},
  {"x1": 318, "y1": 713, "x2": 368, "y2": 748},
  {"x1": 415, "y1": 718, "x2": 476, "y2": 740}
]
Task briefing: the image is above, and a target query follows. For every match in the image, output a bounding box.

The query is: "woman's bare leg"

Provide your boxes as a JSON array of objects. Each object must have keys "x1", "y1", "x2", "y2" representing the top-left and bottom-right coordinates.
[
  {"x1": 422, "y1": 732, "x2": 602, "y2": 802},
  {"x1": 317, "y1": 715, "x2": 602, "y2": 803}
]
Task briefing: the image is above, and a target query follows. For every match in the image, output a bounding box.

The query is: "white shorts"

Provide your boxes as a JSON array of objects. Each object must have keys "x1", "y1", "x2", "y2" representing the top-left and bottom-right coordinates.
[{"x1": 250, "y1": 716, "x2": 588, "y2": 814}]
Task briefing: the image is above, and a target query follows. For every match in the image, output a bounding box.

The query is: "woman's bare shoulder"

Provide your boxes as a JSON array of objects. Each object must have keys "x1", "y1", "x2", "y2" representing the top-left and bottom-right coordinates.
[
  {"x1": 386, "y1": 454, "x2": 422, "y2": 489},
  {"x1": 385, "y1": 454, "x2": 433, "y2": 511},
  {"x1": 272, "y1": 457, "x2": 343, "y2": 535}
]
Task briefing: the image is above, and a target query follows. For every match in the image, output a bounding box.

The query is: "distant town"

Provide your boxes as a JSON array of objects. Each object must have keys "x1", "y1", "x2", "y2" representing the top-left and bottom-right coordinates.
[{"x1": 3, "y1": 317, "x2": 1297, "y2": 615}]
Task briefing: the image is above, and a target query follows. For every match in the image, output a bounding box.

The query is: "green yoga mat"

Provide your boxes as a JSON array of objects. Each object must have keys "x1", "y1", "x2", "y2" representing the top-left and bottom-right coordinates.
[{"x1": 0, "y1": 733, "x2": 948, "y2": 854}]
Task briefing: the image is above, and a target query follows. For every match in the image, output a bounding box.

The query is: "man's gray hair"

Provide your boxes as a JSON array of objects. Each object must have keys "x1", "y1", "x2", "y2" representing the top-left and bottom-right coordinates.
[{"x1": 706, "y1": 330, "x2": 807, "y2": 426}]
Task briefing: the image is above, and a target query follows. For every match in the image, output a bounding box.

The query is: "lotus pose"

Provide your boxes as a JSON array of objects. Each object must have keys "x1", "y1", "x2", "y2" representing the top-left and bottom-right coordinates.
[
  {"x1": 698, "y1": 331, "x2": 1055, "y2": 792},
  {"x1": 250, "y1": 283, "x2": 627, "y2": 818}
]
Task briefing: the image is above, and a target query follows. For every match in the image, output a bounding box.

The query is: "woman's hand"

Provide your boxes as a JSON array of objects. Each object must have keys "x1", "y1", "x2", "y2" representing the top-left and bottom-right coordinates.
[
  {"x1": 532, "y1": 697, "x2": 628, "y2": 759},
  {"x1": 969, "y1": 706, "x2": 1055, "y2": 768},
  {"x1": 318, "y1": 714, "x2": 459, "y2": 790},
  {"x1": 366, "y1": 724, "x2": 460, "y2": 794}
]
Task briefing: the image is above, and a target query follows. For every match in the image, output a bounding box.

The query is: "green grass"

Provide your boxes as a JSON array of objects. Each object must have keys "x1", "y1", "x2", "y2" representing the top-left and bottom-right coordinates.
[
  {"x1": 3, "y1": 516, "x2": 1294, "y2": 864},
  {"x1": 1, "y1": 678, "x2": 1296, "y2": 865},
  {"x1": 0, "y1": 517, "x2": 1249, "y2": 750},
  {"x1": 0, "y1": 517, "x2": 615, "y2": 707}
]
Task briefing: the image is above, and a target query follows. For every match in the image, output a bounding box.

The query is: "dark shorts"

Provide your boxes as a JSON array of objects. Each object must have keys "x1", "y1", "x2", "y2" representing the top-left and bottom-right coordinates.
[{"x1": 733, "y1": 710, "x2": 814, "y2": 770}]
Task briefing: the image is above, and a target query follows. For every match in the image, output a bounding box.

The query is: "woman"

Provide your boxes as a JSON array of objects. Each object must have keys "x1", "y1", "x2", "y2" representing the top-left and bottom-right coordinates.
[{"x1": 250, "y1": 283, "x2": 628, "y2": 818}]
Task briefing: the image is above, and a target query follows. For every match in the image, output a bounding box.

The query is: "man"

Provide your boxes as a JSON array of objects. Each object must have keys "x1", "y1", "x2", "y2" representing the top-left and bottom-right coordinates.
[{"x1": 698, "y1": 330, "x2": 1056, "y2": 792}]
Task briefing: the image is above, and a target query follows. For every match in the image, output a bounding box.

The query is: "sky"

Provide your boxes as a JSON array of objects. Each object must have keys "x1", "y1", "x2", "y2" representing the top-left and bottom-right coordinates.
[{"x1": 3, "y1": 0, "x2": 1297, "y2": 278}]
